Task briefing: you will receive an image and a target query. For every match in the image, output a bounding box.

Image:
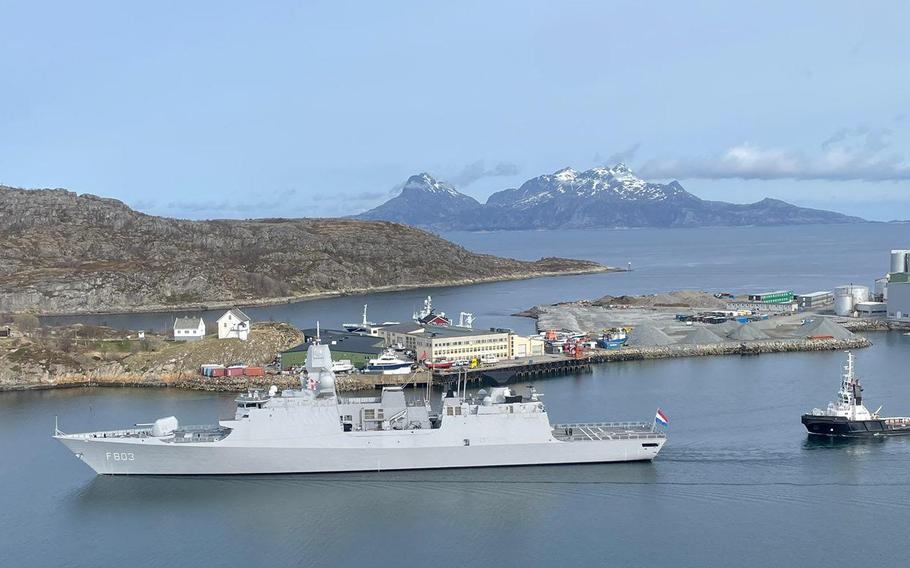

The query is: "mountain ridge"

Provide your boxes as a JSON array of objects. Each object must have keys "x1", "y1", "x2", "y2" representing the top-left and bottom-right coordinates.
[{"x1": 356, "y1": 165, "x2": 865, "y2": 230}]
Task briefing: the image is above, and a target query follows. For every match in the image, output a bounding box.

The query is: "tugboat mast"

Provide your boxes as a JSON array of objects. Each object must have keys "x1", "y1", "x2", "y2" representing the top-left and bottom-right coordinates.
[{"x1": 838, "y1": 351, "x2": 862, "y2": 420}]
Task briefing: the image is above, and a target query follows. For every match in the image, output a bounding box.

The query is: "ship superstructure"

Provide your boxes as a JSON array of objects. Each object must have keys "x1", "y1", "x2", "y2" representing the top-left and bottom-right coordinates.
[{"x1": 55, "y1": 342, "x2": 666, "y2": 475}]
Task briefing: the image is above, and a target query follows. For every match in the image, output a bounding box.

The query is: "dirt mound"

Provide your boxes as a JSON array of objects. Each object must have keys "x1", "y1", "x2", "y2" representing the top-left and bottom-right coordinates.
[{"x1": 594, "y1": 290, "x2": 728, "y2": 309}]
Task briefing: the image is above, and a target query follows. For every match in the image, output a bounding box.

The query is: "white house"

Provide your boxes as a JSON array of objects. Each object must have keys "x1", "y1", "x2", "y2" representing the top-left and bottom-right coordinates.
[
  {"x1": 217, "y1": 308, "x2": 251, "y2": 340},
  {"x1": 173, "y1": 316, "x2": 205, "y2": 341}
]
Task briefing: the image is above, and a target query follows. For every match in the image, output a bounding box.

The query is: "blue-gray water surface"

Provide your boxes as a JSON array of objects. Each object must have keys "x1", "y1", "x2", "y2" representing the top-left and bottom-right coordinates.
[{"x1": 8, "y1": 223, "x2": 910, "y2": 567}]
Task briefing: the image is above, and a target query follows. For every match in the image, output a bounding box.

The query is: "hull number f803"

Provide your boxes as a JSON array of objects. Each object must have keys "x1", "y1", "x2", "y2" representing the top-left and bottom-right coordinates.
[{"x1": 105, "y1": 452, "x2": 135, "y2": 461}]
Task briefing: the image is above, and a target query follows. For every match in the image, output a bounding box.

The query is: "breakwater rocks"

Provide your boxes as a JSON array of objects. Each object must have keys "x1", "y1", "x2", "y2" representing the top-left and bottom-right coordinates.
[
  {"x1": 583, "y1": 337, "x2": 871, "y2": 364},
  {"x1": 840, "y1": 319, "x2": 903, "y2": 332}
]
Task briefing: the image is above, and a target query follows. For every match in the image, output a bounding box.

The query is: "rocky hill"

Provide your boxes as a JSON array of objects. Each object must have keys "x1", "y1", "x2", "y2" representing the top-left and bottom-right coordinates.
[
  {"x1": 356, "y1": 164, "x2": 864, "y2": 230},
  {"x1": 0, "y1": 186, "x2": 610, "y2": 315}
]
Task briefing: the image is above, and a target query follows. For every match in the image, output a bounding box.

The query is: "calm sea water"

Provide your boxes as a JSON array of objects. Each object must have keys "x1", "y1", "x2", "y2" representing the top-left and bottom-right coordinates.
[{"x1": 9, "y1": 223, "x2": 910, "y2": 567}]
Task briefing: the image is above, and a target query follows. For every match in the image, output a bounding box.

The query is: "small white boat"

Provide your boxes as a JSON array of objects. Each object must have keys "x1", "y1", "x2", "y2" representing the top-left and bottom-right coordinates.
[{"x1": 331, "y1": 359, "x2": 354, "y2": 373}]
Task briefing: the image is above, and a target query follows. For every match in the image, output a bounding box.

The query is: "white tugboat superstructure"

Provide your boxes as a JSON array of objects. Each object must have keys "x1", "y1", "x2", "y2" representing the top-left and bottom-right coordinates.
[{"x1": 55, "y1": 342, "x2": 666, "y2": 475}]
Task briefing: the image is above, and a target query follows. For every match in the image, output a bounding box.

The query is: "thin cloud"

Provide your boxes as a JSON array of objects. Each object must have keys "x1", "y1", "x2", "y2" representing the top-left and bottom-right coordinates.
[
  {"x1": 450, "y1": 160, "x2": 520, "y2": 187},
  {"x1": 639, "y1": 128, "x2": 910, "y2": 182},
  {"x1": 605, "y1": 143, "x2": 641, "y2": 165}
]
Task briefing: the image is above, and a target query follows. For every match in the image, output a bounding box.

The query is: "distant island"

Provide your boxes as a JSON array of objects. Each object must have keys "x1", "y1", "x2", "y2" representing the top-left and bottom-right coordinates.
[
  {"x1": 0, "y1": 186, "x2": 612, "y2": 315},
  {"x1": 356, "y1": 164, "x2": 865, "y2": 230}
]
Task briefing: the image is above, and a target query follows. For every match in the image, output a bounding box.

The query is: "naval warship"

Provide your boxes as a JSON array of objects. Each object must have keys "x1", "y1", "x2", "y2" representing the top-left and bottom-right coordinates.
[
  {"x1": 801, "y1": 351, "x2": 910, "y2": 438},
  {"x1": 55, "y1": 342, "x2": 666, "y2": 475}
]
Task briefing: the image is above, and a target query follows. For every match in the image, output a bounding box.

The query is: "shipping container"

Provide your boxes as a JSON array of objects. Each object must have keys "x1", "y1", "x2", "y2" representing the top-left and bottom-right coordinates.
[
  {"x1": 244, "y1": 367, "x2": 264, "y2": 376},
  {"x1": 212, "y1": 368, "x2": 226, "y2": 377}
]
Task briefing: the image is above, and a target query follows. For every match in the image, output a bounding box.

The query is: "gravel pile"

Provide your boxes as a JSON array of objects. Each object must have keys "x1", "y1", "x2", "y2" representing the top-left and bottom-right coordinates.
[
  {"x1": 727, "y1": 324, "x2": 770, "y2": 341},
  {"x1": 678, "y1": 326, "x2": 725, "y2": 345},
  {"x1": 626, "y1": 324, "x2": 674, "y2": 347},
  {"x1": 796, "y1": 318, "x2": 855, "y2": 340}
]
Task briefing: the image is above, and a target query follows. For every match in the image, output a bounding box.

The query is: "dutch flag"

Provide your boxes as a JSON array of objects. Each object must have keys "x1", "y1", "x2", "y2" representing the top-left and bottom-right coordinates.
[{"x1": 655, "y1": 408, "x2": 670, "y2": 427}]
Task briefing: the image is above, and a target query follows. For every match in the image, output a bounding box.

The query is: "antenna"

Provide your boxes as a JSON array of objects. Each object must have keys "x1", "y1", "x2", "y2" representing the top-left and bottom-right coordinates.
[
  {"x1": 362, "y1": 304, "x2": 368, "y2": 326},
  {"x1": 316, "y1": 321, "x2": 321, "y2": 343}
]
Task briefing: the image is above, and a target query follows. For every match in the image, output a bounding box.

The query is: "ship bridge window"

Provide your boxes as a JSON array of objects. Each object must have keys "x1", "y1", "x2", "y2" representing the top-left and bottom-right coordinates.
[{"x1": 363, "y1": 409, "x2": 384, "y2": 421}]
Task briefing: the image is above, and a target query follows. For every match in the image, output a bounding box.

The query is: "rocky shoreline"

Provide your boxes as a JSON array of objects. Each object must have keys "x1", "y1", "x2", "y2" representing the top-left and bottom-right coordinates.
[
  {"x1": 1, "y1": 370, "x2": 377, "y2": 393},
  {"x1": 3, "y1": 336, "x2": 872, "y2": 395},
  {"x1": 26, "y1": 264, "x2": 618, "y2": 317}
]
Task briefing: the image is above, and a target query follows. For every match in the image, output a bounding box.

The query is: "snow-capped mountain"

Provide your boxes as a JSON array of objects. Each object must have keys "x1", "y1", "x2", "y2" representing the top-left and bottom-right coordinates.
[
  {"x1": 486, "y1": 164, "x2": 692, "y2": 209},
  {"x1": 356, "y1": 173, "x2": 481, "y2": 225},
  {"x1": 356, "y1": 165, "x2": 863, "y2": 230}
]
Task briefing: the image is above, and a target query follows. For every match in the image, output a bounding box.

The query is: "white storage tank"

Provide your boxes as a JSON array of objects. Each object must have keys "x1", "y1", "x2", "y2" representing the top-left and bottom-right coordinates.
[
  {"x1": 834, "y1": 285, "x2": 870, "y2": 316},
  {"x1": 890, "y1": 250, "x2": 910, "y2": 273}
]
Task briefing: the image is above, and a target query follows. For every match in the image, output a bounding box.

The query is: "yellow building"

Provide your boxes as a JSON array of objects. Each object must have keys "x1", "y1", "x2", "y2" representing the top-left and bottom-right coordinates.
[{"x1": 509, "y1": 334, "x2": 545, "y2": 358}]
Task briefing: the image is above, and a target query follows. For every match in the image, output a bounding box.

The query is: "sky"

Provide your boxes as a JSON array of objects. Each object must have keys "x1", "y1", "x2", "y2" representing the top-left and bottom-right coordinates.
[{"x1": 1, "y1": 1, "x2": 908, "y2": 220}]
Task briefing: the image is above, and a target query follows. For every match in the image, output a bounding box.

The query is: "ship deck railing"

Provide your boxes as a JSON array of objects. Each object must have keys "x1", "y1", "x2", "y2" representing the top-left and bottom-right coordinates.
[
  {"x1": 62, "y1": 427, "x2": 153, "y2": 440},
  {"x1": 61, "y1": 424, "x2": 229, "y2": 442},
  {"x1": 551, "y1": 422, "x2": 665, "y2": 442}
]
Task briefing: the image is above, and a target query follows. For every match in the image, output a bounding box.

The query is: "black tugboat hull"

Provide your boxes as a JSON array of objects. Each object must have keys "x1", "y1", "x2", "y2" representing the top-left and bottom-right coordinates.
[{"x1": 801, "y1": 414, "x2": 910, "y2": 437}]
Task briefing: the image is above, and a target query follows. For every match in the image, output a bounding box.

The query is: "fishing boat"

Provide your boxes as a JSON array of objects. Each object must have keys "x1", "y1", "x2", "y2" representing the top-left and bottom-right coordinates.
[{"x1": 597, "y1": 328, "x2": 628, "y2": 349}]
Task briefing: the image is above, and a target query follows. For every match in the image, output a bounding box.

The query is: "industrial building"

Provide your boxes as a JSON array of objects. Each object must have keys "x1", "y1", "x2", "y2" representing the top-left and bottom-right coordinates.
[
  {"x1": 725, "y1": 300, "x2": 796, "y2": 314},
  {"x1": 510, "y1": 334, "x2": 546, "y2": 358},
  {"x1": 795, "y1": 291, "x2": 834, "y2": 309},
  {"x1": 883, "y1": 250, "x2": 910, "y2": 322},
  {"x1": 279, "y1": 329, "x2": 385, "y2": 370},
  {"x1": 376, "y1": 322, "x2": 428, "y2": 352},
  {"x1": 378, "y1": 323, "x2": 542, "y2": 361},
  {"x1": 747, "y1": 291, "x2": 794, "y2": 303},
  {"x1": 397, "y1": 325, "x2": 512, "y2": 362},
  {"x1": 856, "y1": 301, "x2": 887, "y2": 317},
  {"x1": 887, "y1": 269, "x2": 910, "y2": 322}
]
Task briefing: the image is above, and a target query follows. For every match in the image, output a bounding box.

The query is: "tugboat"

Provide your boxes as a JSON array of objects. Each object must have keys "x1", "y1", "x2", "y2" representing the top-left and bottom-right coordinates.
[{"x1": 801, "y1": 351, "x2": 910, "y2": 437}]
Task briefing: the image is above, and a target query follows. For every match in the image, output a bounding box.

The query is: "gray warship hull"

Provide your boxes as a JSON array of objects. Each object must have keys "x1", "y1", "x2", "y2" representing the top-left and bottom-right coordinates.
[
  {"x1": 55, "y1": 342, "x2": 666, "y2": 476},
  {"x1": 57, "y1": 428, "x2": 663, "y2": 475}
]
